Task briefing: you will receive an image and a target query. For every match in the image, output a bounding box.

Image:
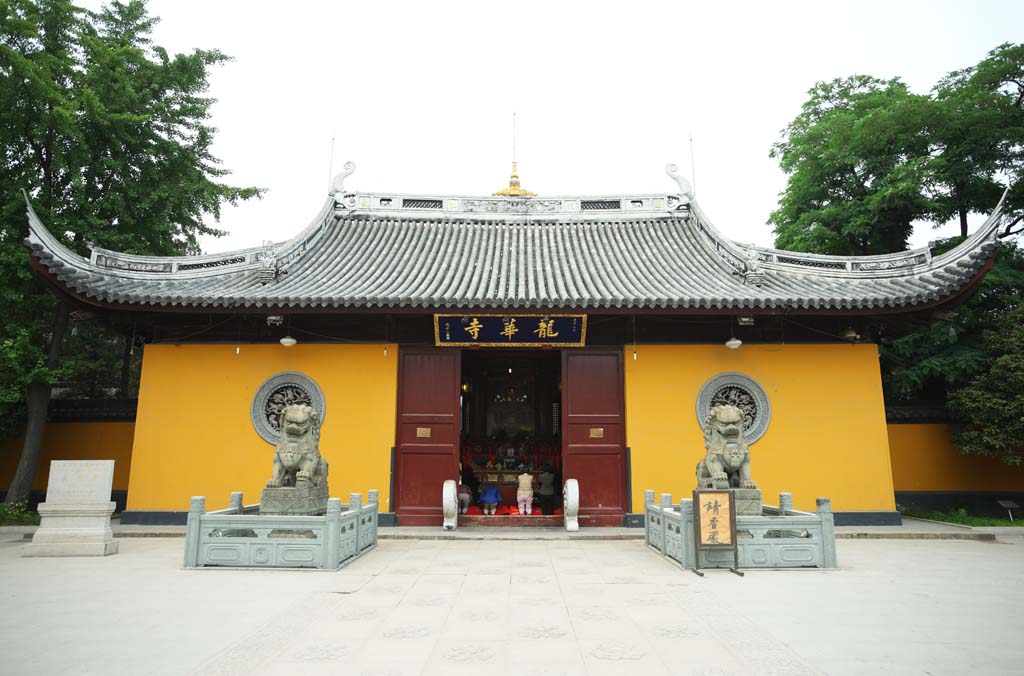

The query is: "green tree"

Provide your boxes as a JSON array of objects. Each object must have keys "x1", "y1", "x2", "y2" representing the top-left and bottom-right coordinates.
[
  {"x1": 930, "y1": 43, "x2": 1024, "y2": 238},
  {"x1": 770, "y1": 44, "x2": 1024, "y2": 466},
  {"x1": 769, "y1": 76, "x2": 936, "y2": 255},
  {"x1": 1, "y1": 0, "x2": 261, "y2": 503},
  {"x1": 946, "y1": 302, "x2": 1024, "y2": 465},
  {"x1": 883, "y1": 240, "x2": 1024, "y2": 400},
  {"x1": 770, "y1": 45, "x2": 1024, "y2": 254}
]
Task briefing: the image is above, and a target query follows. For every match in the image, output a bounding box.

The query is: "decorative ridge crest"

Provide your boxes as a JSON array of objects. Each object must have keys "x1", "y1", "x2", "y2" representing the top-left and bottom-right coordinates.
[
  {"x1": 665, "y1": 163, "x2": 694, "y2": 199},
  {"x1": 330, "y1": 161, "x2": 356, "y2": 194}
]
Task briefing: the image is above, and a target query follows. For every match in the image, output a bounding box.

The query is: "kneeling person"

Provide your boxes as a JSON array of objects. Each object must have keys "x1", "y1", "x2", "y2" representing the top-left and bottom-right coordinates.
[
  {"x1": 517, "y1": 471, "x2": 534, "y2": 515},
  {"x1": 479, "y1": 484, "x2": 502, "y2": 515}
]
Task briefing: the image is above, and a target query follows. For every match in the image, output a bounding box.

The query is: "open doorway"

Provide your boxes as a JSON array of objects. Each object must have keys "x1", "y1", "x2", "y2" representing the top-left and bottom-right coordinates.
[{"x1": 458, "y1": 349, "x2": 562, "y2": 519}]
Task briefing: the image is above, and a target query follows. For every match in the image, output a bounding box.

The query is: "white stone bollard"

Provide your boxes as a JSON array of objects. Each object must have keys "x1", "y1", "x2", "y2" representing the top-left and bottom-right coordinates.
[
  {"x1": 563, "y1": 479, "x2": 580, "y2": 532},
  {"x1": 442, "y1": 480, "x2": 458, "y2": 531}
]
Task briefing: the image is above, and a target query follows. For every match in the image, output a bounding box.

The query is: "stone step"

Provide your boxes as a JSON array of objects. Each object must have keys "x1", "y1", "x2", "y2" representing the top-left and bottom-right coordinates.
[
  {"x1": 459, "y1": 514, "x2": 563, "y2": 527},
  {"x1": 458, "y1": 514, "x2": 624, "y2": 527}
]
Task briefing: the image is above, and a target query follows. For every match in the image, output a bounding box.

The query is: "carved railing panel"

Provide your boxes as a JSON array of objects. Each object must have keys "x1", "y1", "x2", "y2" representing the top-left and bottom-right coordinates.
[{"x1": 184, "y1": 492, "x2": 378, "y2": 570}]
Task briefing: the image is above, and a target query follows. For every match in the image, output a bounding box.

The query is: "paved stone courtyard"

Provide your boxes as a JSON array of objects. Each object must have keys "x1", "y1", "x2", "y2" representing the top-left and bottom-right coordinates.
[{"x1": 0, "y1": 533, "x2": 1021, "y2": 675}]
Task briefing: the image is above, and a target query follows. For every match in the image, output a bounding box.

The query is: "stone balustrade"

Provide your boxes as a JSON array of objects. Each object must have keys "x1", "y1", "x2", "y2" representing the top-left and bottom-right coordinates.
[
  {"x1": 183, "y1": 490, "x2": 378, "y2": 569},
  {"x1": 644, "y1": 490, "x2": 837, "y2": 569}
]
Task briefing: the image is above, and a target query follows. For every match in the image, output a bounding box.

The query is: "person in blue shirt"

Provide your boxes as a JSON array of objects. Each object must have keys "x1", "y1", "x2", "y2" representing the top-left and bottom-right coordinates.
[{"x1": 479, "y1": 484, "x2": 502, "y2": 515}]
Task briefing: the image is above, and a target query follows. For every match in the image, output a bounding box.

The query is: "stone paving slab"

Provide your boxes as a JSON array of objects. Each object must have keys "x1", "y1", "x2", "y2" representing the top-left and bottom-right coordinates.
[{"x1": 1, "y1": 531, "x2": 1022, "y2": 675}]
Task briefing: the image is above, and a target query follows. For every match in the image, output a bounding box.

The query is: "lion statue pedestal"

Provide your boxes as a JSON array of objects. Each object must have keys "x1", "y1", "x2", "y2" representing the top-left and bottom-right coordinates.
[
  {"x1": 696, "y1": 404, "x2": 763, "y2": 516},
  {"x1": 259, "y1": 403, "x2": 330, "y2": 516}
]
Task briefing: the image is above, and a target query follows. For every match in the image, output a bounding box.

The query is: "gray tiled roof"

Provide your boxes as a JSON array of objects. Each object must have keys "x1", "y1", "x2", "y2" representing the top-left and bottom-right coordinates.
[{"x1": 24, "y1": 191, "x2": 1005, "y2": 313}]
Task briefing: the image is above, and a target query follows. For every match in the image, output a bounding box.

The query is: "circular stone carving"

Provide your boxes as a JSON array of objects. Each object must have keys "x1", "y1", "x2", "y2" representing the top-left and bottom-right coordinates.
[
  {"x1": 251, "y1": 371, "x2": 326, "y2": 445},
  {"x1": 695, "y1": 372, "x2": 771, "y2": 444}
]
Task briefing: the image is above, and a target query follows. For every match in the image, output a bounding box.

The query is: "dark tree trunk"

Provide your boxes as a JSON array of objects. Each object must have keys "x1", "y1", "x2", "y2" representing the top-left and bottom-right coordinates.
[
  {"x1": 5, "y1": 301, "x2": 70, "y2": 504},
  {"x1": 959, "y1": 208, "x2": 969, "y2": 238}
]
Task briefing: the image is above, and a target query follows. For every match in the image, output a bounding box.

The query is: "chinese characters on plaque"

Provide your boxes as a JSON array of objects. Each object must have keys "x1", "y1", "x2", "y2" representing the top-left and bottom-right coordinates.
[
  {"x1": 692, "y1": 489, "x2": 742, "y2": 576},
  {"x1": 696, "y1": 490, "x2": 733, "y2": 546},
  {"x1": 434, "y1": 314, "x2": 587, "y2": 347}
]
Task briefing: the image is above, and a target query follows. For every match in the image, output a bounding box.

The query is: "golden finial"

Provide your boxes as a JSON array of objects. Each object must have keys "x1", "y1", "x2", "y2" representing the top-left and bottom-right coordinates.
[
  {"x1": 495, "y1": 113, "x2": 536, "y2": 196},
  {"x1": 494, "y1": 161, "x2": 536, "y2": 197}
]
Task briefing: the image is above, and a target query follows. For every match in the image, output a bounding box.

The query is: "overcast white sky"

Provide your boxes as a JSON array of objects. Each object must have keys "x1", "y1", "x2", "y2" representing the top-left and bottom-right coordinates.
[{"x1": 111, "y1": 0, "x2": 1024, "y2": 253}]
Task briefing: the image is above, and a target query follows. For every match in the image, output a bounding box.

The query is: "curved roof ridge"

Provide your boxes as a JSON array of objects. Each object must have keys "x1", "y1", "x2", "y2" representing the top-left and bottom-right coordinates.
[
  {"x1": 24, "y1": 194, "x2": 337, "y2": 281},
  {"x1": 23, "y1": 194, "x2": 90, "y2": 270},
  {"x1": 23, "y1": 187, "x2": 1005, "y2": 315},
  {"x1": 729, "y1": 188, "x2": 1007, "y2": 279}
]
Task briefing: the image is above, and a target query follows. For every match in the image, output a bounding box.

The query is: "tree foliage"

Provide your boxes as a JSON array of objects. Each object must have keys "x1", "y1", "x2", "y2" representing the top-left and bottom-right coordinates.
[
  {"x1": 770, "y1": 44, "x2": 1024, "y2": 255},
  {"x1": 0, "y1": 1, "x2": 260, "y2": 448},
  {"x1": 931, "y1": 43, "x2": 1024, "y2": 237},
  {"x1": 883, "y1": 240, "x2": 1024, "y2": 400},
  {"x1": 770, "y1": 76, "x2": 935, "y2": 255},
  {"x1": 946, "y1": 303, "x2": 1024, "y2": 465},
  {"x1": 770, "y1": 44, "x2": 1024, "y2": 466}
]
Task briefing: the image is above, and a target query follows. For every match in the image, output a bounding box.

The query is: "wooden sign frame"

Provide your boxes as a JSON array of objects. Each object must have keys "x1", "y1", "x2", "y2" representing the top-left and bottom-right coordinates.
[{"x1": 692, "y1": 489, "x2": 743, "y2": 577}]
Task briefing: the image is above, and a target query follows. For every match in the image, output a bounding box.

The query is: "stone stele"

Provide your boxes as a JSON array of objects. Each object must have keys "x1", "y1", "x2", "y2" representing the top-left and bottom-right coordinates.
[
  {"x1": 259, "y1": 403, "x2": 329, "y2": 515},
  {"x1": 23, "y1": 460, "x2": 118, "y2": 557}
]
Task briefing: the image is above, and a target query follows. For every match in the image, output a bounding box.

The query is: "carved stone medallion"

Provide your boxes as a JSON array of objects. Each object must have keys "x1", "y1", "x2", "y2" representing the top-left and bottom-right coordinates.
[
  {"x1": 251, "y1": 371, "x2": 326, "y2": 444},
  {"x1": 695, "y1": 372, "x2": 770, "y2": 444}
]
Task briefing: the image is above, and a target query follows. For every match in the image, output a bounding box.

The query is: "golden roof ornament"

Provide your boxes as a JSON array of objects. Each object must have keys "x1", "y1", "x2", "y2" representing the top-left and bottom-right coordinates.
[{"x1": 494, "y1": 162, "x2": 536, "y2": 197}]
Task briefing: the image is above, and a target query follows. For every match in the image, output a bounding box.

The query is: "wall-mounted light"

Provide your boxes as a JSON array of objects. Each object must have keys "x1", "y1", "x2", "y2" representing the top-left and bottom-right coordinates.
[
  {"x1": 280, "y1": 316, "x2": 297, "y2": 347},
  {"x1": 725, "y1": 317, "x2": 742, "y2": 349}
]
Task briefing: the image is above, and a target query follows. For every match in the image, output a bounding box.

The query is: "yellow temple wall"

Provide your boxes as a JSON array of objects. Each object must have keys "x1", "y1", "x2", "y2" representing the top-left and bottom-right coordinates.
[
  {"x1": 0, "y1": 422, "x2": 134, "y2": 492},
  {"x1": 888, "y1": 423, "x2": 1024, "y2": 492},
  {"x1": 624, "y1": 343, "x2": 896, "y2": 514},
  {"x1": 127, "y1": 343, "x2": 397, "y2": 512}
]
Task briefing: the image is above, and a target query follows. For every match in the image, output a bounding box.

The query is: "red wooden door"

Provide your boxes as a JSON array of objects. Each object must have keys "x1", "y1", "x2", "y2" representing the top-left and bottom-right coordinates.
[
  {"x1": 394, "y1": 347, "x2": 460, "y2": 526},
  {"x1": 562, "y1": 348, "x2": 627, "y2": 526}
]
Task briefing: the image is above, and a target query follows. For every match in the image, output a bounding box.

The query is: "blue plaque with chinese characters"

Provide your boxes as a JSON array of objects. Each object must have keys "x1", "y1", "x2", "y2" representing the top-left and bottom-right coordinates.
[{"x1": 433, "y1": 314, "x2": 587, "y2": 347}]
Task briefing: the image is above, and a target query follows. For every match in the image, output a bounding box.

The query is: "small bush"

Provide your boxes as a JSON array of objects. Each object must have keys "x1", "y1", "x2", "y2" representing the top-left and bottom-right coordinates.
[{"x1": 0, "y1": 501, "x2": 40, "y2": 526}]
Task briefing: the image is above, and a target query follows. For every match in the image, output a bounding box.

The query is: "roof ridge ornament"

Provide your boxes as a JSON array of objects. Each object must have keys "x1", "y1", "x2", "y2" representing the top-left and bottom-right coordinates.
[
  {"x1": 665, "y1": 163, "x2": 694, "y2": 199},
  {"x1": 494, "y1": 162, "x2": 536, "y2": 197},
  {"x1": 257, "y1": 240, "x2": 280, "y2": 284},
  {"x1": 330, "y1": 161, "x2": 356, "y2": 194},
  {"x1": 743, "y1": 248, "x2": 766, "y2": 287}
]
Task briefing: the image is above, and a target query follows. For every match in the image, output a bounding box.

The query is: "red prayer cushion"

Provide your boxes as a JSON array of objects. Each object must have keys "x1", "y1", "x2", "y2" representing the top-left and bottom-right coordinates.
[
  {"x1": 496, "y1": 505, "x2": 510, "y2": 515},
  {"x1": 553, "y1": 507, "x2": 564, "y2": 515},
  {"x1": 466, "y1": 505, "x2": 482, "y2": 515}
]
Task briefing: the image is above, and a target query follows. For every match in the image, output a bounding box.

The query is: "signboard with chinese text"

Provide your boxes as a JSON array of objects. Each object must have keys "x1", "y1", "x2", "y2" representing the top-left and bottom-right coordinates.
[
  {"x1": 695, "y1": 490, "x2": 734, "y2": 547},
  {"x1": 692, "y1": 489, "x2": 742, "y2": 576},
  {"x1": 433, "y1": 314, "x2": 587, "y2": 347}
]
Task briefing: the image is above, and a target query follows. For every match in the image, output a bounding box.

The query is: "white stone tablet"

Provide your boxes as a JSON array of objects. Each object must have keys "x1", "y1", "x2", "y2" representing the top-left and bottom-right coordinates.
[{"x1": 44, "y1": 460, "x2": 115, "y2": 503}]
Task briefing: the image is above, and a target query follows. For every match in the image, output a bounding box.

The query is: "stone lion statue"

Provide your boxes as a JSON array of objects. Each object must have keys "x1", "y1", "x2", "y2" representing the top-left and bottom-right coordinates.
[
  {"x1": 695, "y1": 404, "x2": 755, "y2": 490},
  {"x1": 267, "y1": 404, "x2": 328, "y2": 488}
]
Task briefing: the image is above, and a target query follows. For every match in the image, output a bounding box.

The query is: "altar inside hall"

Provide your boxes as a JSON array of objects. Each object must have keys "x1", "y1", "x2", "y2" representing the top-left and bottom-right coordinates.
[{"x1": 458, "y1": 349, "x2": 563, "y2": 515}]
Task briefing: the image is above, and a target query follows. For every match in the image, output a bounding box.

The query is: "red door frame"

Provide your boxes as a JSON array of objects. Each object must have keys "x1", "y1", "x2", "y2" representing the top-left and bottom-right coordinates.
[
  {"x1": 561, "y1": 348, "x2": 627, "y2": 527},
  {"x1": 393, "y1": 346, "x2": 461, "y2": 526}
]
